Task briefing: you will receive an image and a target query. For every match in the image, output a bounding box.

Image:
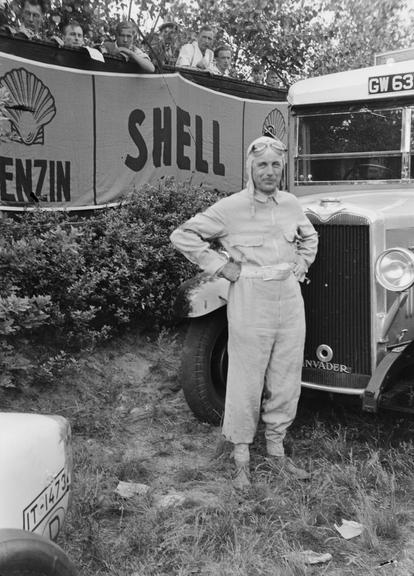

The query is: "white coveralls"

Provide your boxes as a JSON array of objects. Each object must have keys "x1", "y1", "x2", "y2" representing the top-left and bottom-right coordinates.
[{"x1": 170, "y1": 184, "x2": 318, "y2": 456}]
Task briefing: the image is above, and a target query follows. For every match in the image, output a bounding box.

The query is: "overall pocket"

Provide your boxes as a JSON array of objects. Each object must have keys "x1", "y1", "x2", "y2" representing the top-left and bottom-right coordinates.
[{"x1": 227, "y1": 234, "x2": 263, "y2": 262}]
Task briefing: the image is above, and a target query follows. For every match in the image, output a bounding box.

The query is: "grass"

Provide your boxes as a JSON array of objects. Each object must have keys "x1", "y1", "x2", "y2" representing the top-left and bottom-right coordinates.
[{"x1": 1, "y1": 332, "x2": 414, "y2": 576}]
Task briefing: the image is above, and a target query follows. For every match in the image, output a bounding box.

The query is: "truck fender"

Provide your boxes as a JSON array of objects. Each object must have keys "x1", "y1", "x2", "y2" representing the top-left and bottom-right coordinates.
[
  {"x1": 362, "y1": 341, "x2": 414, "y2": 412},
  {"x1": 174, "y1": 273, "x2": 229, "y2": 318}
]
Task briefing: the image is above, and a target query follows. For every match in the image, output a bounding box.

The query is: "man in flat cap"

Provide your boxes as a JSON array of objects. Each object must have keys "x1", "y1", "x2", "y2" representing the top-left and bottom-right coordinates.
[{"x1": 149, "y1": 21, "x2": 180, "y2": 67}]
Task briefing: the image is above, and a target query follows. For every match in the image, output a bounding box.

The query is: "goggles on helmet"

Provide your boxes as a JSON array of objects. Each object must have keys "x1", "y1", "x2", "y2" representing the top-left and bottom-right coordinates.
[{"x1": 249, "y1": 140, "x2": 286, "y2": 155}]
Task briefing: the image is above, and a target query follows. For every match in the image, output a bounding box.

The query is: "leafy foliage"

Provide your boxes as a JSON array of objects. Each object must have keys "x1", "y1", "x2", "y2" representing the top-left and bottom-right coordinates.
[
  {"x1": 0, "y1": 178, "x2": 223, "y2": 387},
  {"x1": 310, "y1": 0, "x2": 414, "y2": 77},
  {"x1": 4, "y1": 0, "x2": 414, "y2": 81},
  {"x1": 162, "y1": 0, "x2": 414, "y2": 85}
]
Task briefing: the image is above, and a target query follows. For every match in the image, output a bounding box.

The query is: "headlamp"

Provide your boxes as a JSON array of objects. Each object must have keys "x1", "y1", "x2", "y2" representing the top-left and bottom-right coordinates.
[{"x1": 375, "y1": 247, "x2": 414, "y2": 292}]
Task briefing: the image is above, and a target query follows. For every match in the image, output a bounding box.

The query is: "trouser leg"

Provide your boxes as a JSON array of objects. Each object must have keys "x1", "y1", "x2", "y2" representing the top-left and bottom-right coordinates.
[
  {"x1": 222, "y1": 279, "x2": 274, "y2": 445},
  {"x1": 262, "y1": 276, "x2": 306, "y2": 456}
]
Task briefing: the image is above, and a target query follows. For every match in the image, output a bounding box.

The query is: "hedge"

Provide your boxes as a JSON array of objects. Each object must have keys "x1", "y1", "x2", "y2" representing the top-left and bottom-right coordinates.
[{"x1": 0, "y1": 178, "x2": 224, "y2": 387}]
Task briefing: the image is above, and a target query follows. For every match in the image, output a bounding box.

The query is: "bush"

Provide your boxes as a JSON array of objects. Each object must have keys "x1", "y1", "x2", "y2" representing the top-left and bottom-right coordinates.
[{"x1": 0, "y1": 178, "x2": 224, "y2": 387}]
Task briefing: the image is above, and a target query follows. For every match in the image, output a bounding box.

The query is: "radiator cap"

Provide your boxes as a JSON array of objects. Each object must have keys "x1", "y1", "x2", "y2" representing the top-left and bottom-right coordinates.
[{"x1": 319, "y1": 197, "x2": 342, "y2": 208}]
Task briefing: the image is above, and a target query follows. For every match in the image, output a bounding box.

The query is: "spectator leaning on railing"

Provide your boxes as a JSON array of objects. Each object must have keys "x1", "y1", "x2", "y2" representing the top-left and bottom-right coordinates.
[
  {"x1": 101, "y1": 21, "x2": 155, "y2": 73},
  {"x1": 175, "y1": 25, "x2": 214, "y2": 70}
]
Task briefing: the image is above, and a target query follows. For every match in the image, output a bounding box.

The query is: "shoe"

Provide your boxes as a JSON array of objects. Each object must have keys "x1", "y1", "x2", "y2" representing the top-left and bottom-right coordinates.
[
  {"x1": 232, "y1": 462, "x2": 251, "y2": 491},
  {"x1": 266, "y1": 456, "x2": 311, "y2": 480}
]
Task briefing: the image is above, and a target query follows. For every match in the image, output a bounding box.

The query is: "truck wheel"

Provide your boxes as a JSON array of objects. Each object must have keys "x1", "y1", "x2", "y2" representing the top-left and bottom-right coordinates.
[
  {"x1": 0, "y1": 529, "x2": 78, "y2": 576},
  {"x1": 180, "y1": 308, "x2": 228, "y2": 425}
]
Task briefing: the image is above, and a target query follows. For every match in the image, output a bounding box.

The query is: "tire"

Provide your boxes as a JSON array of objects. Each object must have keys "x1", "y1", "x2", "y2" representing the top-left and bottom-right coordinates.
[
  {"x1": 180, "y1": 308, "x2": 228, "y2": 425},
  {"x1": 0, "y1": 529, "x2": 78, "y2": 576}
]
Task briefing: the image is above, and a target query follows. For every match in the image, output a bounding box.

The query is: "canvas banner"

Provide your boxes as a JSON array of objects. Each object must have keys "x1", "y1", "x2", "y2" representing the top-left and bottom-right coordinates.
[
  {"x1": 0, "y1": 52, "x2": 287, "y2": 208},
  {"x1": 0, "y1": 52, "x2": 94, "y2": 206}
]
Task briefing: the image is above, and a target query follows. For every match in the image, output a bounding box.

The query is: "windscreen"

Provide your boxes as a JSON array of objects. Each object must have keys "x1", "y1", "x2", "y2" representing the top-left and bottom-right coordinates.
[{"x1": 295, "y1": 107, "x2": 404, "y2": 184}]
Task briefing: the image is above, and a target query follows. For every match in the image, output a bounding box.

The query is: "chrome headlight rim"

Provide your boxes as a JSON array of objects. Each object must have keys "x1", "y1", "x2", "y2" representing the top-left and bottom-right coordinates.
[{"x1": 375, "y1": 247, "x2": 414, "y2": 292}]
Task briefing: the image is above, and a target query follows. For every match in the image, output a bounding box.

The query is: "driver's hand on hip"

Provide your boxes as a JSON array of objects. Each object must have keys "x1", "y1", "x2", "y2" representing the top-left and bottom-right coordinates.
[{"x1": 218, "y1": 261, "x2": 241, "y2": 282}]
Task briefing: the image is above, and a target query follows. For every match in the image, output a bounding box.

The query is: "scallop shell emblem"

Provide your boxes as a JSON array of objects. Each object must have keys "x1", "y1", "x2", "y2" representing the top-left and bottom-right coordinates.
[
  {"x1": 0, "y1": 68, "x2": 56, "y2": 145},
  {"x1": 262, "y1": 108, "x2": 286, "y2": 144}
]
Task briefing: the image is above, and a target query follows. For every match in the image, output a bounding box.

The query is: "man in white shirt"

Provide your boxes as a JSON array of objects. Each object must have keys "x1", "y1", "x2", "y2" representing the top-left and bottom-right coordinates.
[{"x1": 176, "y1": 25, "x2": 214, "y2": 70}]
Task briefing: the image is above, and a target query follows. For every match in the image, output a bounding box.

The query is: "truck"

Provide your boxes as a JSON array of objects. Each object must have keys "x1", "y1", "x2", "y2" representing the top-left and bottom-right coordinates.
[{"x1": 177, "y1": 56, "x2": 414, "y2": 424}]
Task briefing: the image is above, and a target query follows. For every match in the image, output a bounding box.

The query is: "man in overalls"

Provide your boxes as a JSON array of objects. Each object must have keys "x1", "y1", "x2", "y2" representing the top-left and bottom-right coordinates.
[{"x1": 171, "y1": 136, "x2": 318, "y2": 489}]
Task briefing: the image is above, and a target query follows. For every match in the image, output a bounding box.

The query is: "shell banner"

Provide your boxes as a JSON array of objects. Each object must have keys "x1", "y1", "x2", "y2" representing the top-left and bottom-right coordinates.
[{"x1": 0, "y1": 52, "x2": 288, "y2": 208}]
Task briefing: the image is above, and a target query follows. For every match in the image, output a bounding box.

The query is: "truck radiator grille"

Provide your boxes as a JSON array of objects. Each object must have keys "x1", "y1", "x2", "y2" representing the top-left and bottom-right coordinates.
[{"x1": 302, "y1": 213, "x2": 371, "y2": 389}]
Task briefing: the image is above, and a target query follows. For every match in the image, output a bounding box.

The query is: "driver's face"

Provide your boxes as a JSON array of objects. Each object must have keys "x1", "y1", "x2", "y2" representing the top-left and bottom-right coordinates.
[{"x1": 251, "y1": 149, "x2": 284, "y2": 194}]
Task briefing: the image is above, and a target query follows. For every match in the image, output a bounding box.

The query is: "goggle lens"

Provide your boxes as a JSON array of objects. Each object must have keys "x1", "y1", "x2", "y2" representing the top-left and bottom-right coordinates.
[{"x1": 250, "y1": 141, "x2": 286, "y2": 155}]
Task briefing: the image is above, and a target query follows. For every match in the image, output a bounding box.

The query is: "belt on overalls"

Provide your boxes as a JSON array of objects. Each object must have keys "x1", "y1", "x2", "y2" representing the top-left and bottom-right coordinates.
[{"x1": 239, "y1": 264, "x2": 292, "y2": 281}]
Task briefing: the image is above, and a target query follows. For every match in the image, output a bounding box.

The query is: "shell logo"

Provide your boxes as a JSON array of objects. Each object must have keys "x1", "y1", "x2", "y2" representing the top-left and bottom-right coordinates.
[
  {"x1": 0, "y1": 67, "x2": 56, "y2": 145},
  {"x1": 262, "y1": 108, "x2": 286, "y2": 144}
]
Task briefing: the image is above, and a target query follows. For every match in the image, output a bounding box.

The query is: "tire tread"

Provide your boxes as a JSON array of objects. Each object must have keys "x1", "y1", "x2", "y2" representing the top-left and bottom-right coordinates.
[{"x1": 179, "y1": 309, "x2": 227, "y2": 425}]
